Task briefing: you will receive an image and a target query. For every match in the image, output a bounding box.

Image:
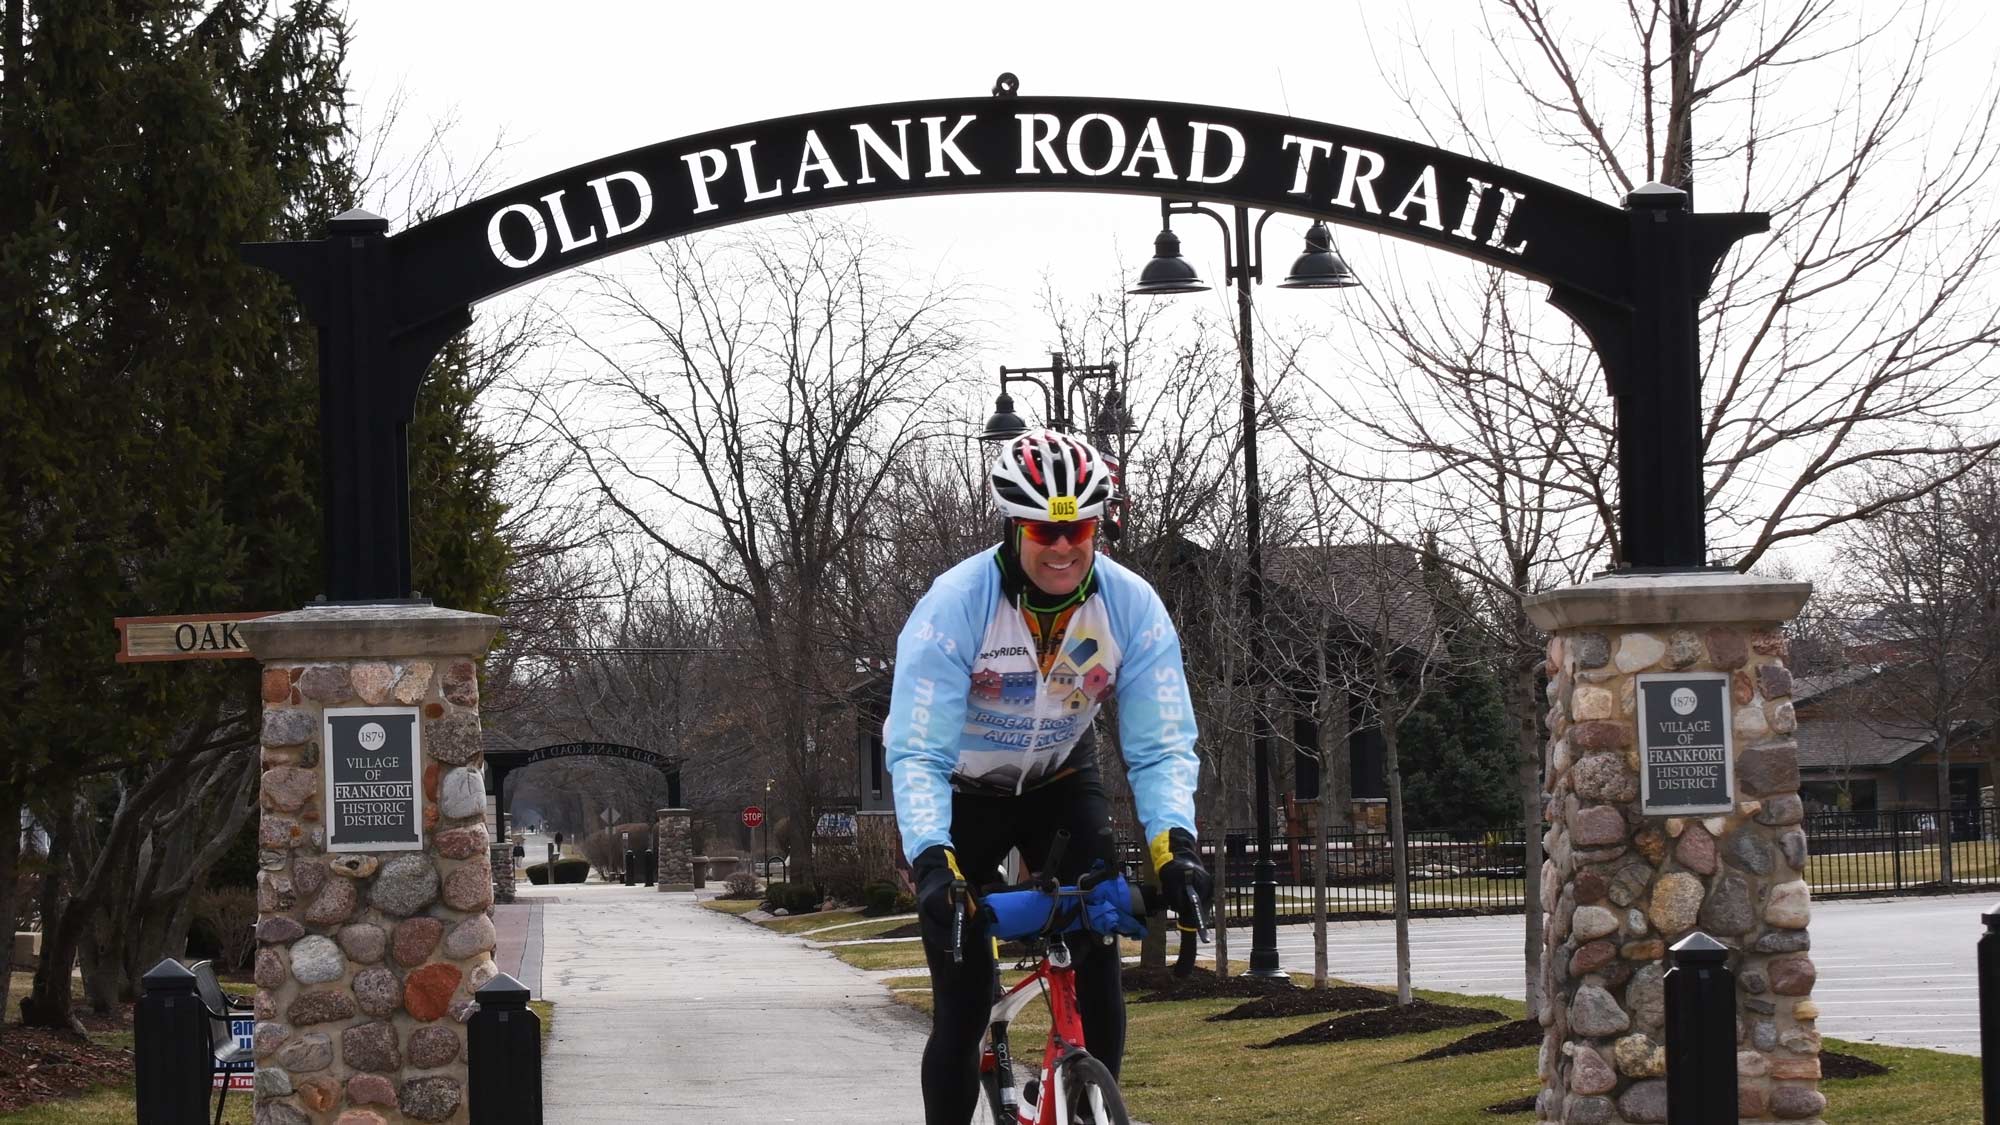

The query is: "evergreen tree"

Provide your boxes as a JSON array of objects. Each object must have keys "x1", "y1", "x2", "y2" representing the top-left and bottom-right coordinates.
[
  {"x1": 0, "y1": 0, "x2": 512, "y2": 1022},
  {"x1": 1395, "y1": 657, "x2": 1518, "y2": 830},
  {"x1": 1394, "y1": 542, "x2": 1517, "y2": 830}
]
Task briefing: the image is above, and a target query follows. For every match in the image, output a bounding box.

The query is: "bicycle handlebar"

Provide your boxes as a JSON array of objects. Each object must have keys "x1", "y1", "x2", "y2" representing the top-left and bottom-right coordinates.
[{"x1": 944, "y1": 855, "x2": 1210, "y2": 978}]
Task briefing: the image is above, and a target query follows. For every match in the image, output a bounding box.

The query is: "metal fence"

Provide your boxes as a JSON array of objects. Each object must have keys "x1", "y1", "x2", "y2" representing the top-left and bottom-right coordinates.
[
  {"x1": 1140, "y1": 806, "x2": 2000, "y2": 925},
  {"x1": 1801, "y1": 805, "x2": 2000, "y2": 896},
  {"x1": 1122, "y1": 825, "x2": 1530, "y2": 924}
]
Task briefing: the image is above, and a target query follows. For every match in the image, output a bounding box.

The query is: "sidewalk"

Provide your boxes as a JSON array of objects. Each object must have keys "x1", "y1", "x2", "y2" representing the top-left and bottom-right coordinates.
[{"x1": 516, "y1": 883, "x2": 928, "y2": 1123}]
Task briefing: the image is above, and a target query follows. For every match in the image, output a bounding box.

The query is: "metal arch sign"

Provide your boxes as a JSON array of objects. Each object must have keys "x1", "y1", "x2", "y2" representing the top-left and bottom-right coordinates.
[
  {"x1": 242, "y1": 82, "x2": 1770, "y2": 602},
  {"x1": 390, "y1": 96, "x2": 1628, "y2": 326},
  {"x1": 511, "y1": 741, "x2": 675, "y2": 771}
]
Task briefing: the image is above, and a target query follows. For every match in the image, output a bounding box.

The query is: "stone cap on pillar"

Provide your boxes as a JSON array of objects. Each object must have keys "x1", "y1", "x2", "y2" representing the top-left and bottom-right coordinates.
[
  {"x1": 1525, "y1": 571, "x2": 1811, "y2": 633},
  {"x1": 656, "y1": 808, "x2": 692, "y2": 816},
  {"x1": 240, "y1": 603, "x2": 501, "y2": 661}
]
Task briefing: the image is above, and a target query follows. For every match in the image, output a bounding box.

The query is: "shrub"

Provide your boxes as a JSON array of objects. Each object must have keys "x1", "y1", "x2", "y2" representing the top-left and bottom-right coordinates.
[
  {"x1": 525, "y1": 862, "x2": 552, "y2": 886},
  {"x1": 719, "y1": 872, "x2": 759, "y2": 899},
  {"x1": 862, "y1": 881, "x2": 900, "y2": 917},
  {"x1": 816, "y1": 843, "x2": 867, "y2": 906},
  {"x1": 553, "y1": 858, "x2": 591, "y2": 884},
  {"x1": 189, "y1": 887, "x2": 259, "y2": 974},
  {"x1": 762, "y1": 881, "x2": 820, "y2": 914}
]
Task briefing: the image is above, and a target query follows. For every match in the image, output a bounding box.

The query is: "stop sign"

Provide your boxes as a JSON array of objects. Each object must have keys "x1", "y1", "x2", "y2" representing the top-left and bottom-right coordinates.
[{"x1": 741, "y1": 805, "x2": 765, "y2": 829}]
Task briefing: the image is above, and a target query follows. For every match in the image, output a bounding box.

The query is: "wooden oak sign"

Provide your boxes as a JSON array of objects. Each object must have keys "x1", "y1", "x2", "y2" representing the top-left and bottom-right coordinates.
[{"x1": 114, "y1": 612, "x2": 276, "y2": 662}]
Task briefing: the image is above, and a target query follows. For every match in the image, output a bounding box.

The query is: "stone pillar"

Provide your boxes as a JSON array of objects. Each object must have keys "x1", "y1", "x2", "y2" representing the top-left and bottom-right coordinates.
[
  {"x1": 1524, "y1": 573, "x2": 1821, "y2": 1125},
  {"x1": 489, "y1": 841, "x2": 516, "y2": 905},
  {"x1": 241, "y1": 605, "x2": 501, "y2": 1125},
  {"x1": 657, "y1": 808, "x2": 693, "y2": 891},
  {"x1": 855, "y1": 810, "x2": 902, "y2": 888}
]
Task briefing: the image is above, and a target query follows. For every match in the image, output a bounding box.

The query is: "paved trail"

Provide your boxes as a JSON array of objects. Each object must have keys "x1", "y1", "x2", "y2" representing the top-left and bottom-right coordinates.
[{"x1": 529, "y1": 884, "x2": 928, "y2": 1123}]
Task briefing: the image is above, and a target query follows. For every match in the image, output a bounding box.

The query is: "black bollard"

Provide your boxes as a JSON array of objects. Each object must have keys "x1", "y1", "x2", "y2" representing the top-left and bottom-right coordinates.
[
  {"x1": 644, "y1": 848, "x2": 658, "y2": 886},
  {"x1": 622, "y1": 849, "x2": 637, "y2": 886},
  {"x1": 1982, "y1": 902, "x2": 2000, "y2": 1124},
  {"x1": 469, "y1": 972, "x2": 543, "y2": 1124},
  {"x1": 135, "y1": 959, "x2": 213, "y2": 1125},
  {"x1": 1665, "y1": 932, "x2": 1737, "y2": 1125}
]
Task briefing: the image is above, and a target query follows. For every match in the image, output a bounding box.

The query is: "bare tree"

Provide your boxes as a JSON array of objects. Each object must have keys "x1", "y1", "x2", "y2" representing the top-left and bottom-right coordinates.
[
  {"x1": 525, "y1": 215, "x2": 976, "y2": 883},
  {"x1": 1369, "y1": 0, "x2": 2000, "y2": 566},
  {"x1": 1292, "y1": 0, "x2": 2000, "y2": 1012},
  {"x1": 1836, "y1": 458, "x2": 2000, "y2": 884}
]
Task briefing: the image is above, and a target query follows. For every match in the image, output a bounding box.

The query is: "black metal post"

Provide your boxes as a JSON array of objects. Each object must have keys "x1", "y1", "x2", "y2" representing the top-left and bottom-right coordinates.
[
  {"x1": 469, "y1": 972, "x2": 543, "y2": 1124},
  {"x1": 1665, "y1": 932, "x2": 1737, "y2": 1125},
  {"x1": 1215, "y1": 202, "x2": 1282, "y2": 982},
  {"x1": 135, "y1": 959, "x2": 211, "y2": 1125},
  {"x1": 1050, "y1": 352, "x2": 1068, "y2": 431},
  {"x1": 1619, "y1": 185, "x2": 1705, "y2": 569},
  {"x1": 1981, "y1": 902, "x2": 2000, "y2": 1123}
]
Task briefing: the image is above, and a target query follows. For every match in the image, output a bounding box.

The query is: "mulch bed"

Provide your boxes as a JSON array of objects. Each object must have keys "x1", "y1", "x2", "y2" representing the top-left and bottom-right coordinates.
[
  {"x1": 1406, "y1": 1019, "x2": 1543, "y2": 1061},
  {"x1": 0, "y1": 1025, "x2": 134, "y2": 1112},
  {"x1": 1250, "y1": 999, "x2": 1505, "y2": 1048},
  {"x1": 1205, "y1": 985, "x2": 1395, "y2": 1021},
  {"x1": 1822, "y1": 1050, "x2": 1891, "y2": 1079},
  {"x1": 875, "y1": 921, "x2": 922, "y2": 940},
  {"x1": 1124, "y1": 966, "x2": 1298, "y2": 1002}
]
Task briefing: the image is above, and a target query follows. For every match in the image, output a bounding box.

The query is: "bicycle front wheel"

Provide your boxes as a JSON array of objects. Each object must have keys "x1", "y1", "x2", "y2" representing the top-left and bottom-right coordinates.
[{"x1": 1059, "y1": 1053, "x2": 1131, "y2": 1125}]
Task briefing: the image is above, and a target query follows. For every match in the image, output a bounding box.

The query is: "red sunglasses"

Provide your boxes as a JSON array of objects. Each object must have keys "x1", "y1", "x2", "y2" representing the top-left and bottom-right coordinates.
[{"x1": 1017, "y1": 517, "x2": 1099, "y2": 546}]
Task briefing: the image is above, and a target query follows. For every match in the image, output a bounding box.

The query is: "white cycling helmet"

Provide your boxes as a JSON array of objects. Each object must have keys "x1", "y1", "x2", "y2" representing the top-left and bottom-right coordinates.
[{"x1": 988, "y1": 429, "x2": 1116, "y2": 522}]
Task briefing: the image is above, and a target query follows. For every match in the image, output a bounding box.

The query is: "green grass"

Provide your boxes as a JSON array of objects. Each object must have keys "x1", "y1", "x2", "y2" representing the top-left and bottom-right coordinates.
[
  {"x1": 878, "y1": 964, "x2": 1978, "y2": 1124},
  {"x1": 698, "y1": 897, "x2": 762, "y2": 916},
  {"x1": 802, "y1": 917, "x2": 915, "y2": 942},
  {"x1": 827, "y1": 939, "x2": 930, "y2": 972},
  {"x1": 759, "y1": 908, "x2": 867, "y2": 934},
  {"x1": 1817, "y1": 1036, "x2": 1981, "y2": 1123},
  {"x1": 0, "y1": 1084, "x2": 253, "y2": 1124}
]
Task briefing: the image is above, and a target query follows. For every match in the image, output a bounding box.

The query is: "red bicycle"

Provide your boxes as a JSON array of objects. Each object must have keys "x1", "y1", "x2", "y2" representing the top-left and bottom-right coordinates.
[{"x1": 957, "y1": 833, "x2": 1208, "y2": 1125}]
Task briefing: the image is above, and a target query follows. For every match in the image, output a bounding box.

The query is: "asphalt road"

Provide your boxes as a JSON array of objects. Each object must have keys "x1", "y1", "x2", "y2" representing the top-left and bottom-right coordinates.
[{"x1": 1234, "y1": 893, "x2": 1990, "y2": 1054}]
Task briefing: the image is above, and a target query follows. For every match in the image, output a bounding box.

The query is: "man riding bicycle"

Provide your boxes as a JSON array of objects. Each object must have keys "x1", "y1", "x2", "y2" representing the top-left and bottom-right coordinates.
[{"x1": 884, "y1": 428, "x2": 1213, "y2": 1125}]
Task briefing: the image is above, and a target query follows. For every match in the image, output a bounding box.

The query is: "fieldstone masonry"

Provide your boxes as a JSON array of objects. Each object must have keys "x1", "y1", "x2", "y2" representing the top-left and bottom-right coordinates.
[
  {"x1": 241, "y1": 605, "x2": 500, "y2": 1125},
  {"x1": 489, "y1": 842, "x2": 516, "y2": 905},
  {"x1": 657, "y1": 808, "x2": 693, "y2": 891},
  {"x1": 1524, "y1": 572, "x2": 1821, "y2": 1125}
]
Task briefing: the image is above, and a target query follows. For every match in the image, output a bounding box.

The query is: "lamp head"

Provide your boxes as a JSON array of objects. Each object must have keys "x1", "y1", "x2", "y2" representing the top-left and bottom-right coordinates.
[
  {"x1": 1277, "y1": 221, "x2": 1361, "y2": 289},
  {"x1": 980, "y1": 391, "x2": 1030, "y2": 443},
  {"x1": 1128, "y1": 226, "x2": 1209, "y2": 295}
]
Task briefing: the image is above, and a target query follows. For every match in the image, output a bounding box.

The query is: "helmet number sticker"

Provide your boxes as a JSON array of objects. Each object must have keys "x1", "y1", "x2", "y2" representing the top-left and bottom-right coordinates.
[{"x1": 1046, "y1": 496, "x2": 1078, "y2": 520}]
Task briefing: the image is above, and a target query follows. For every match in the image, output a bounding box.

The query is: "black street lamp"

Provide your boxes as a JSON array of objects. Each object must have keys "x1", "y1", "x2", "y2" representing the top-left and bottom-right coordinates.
[
  {"x1": 978, "y1": 353, "x2": 1121, "y2": 442},
  {"x1": 980, "y1": 353, "x2": 1135, "y2": 538},
  {"x1": 1130, "y1": 198, "x2": 1358, "y2": 982}
]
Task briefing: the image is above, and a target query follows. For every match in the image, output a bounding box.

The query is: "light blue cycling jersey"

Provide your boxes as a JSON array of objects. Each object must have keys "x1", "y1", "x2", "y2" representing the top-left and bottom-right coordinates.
[{"x1": 884, "y1": 547, "x2": 1201, "y2": 862}]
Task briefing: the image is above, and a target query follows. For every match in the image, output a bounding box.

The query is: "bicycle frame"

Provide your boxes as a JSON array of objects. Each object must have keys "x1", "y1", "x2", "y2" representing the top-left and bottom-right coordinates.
[{"x1": 980, "y1": 934, "x2": 1092, "y2": 1125}]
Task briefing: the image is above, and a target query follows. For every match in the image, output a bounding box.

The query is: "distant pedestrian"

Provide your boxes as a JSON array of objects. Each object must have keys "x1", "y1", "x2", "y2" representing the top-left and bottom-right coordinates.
[{"x1": 554, "y1": 831, "x2": 564, "y2": 848}]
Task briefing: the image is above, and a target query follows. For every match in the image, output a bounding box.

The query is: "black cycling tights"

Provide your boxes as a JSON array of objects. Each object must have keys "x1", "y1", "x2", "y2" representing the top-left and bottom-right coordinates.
[{"x1": 917, "y1": 769, "x2": 1126, "y2": 1125}]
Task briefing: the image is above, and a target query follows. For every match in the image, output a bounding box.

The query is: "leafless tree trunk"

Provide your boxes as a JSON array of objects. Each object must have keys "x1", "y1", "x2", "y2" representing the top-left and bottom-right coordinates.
[{"x1": 528, "y1": 215, "x2": 975, "y2": 886}]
